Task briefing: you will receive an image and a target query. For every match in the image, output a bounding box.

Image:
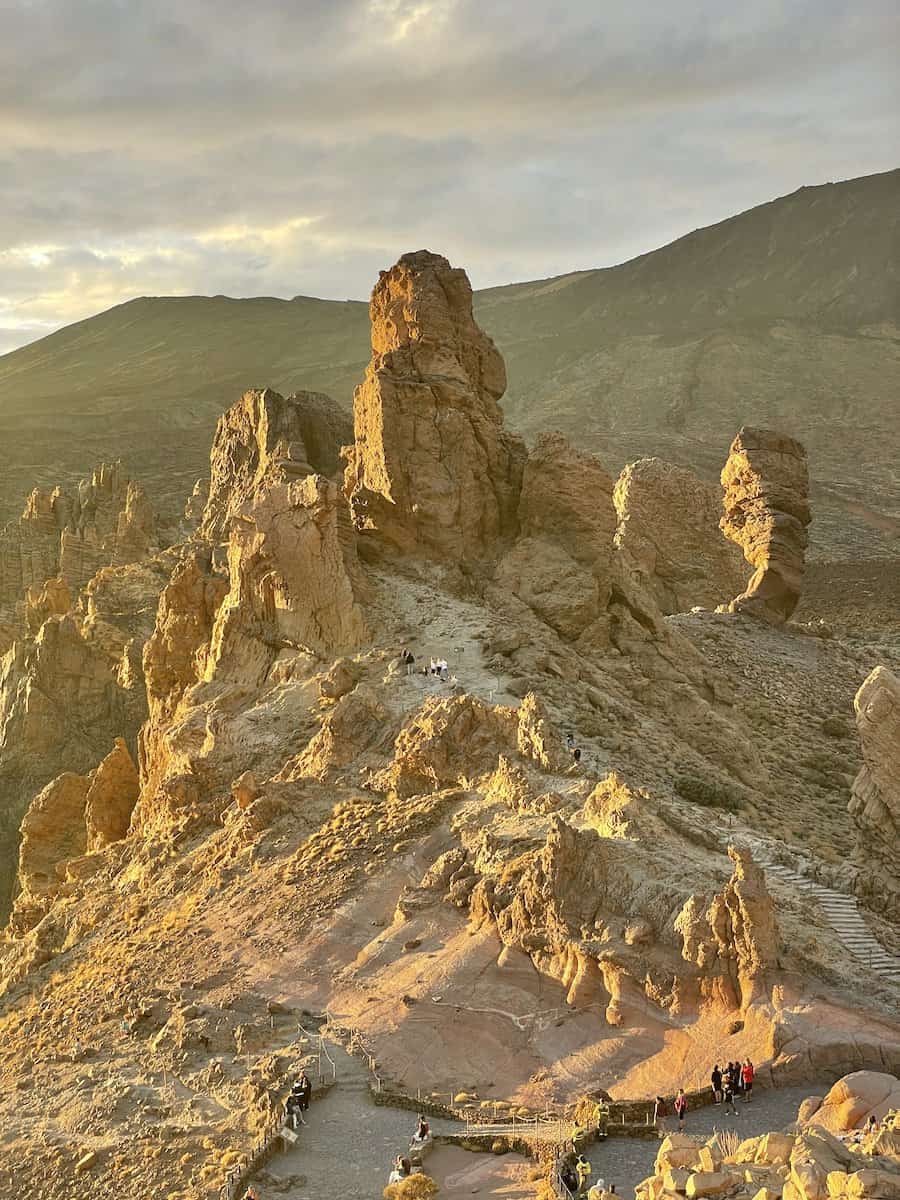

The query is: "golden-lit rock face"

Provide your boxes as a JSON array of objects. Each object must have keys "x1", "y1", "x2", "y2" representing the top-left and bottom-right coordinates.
[
  {"x1": 200, "y1": 386, "x2": 351, "y2": 542},
  {"x1": 720, "y1": 426, "x2": 811, "y2": 623},
  {"x1": 850, "y1": 666, "x2": 900, "y2": 918},
  {"x1": 614, "y1": 456, "x2": 746, "y2": 614},
  {"x1": 635, "y1": 1083, "x2": 900, "y2": 1200},
  {"x1": 344, "y1": 249, "x2": 525, "y2": 558}
]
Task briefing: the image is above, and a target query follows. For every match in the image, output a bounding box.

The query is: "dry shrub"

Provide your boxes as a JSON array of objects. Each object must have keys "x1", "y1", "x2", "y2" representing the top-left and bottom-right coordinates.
[
  {"x1": 384, "y1": 1175, "x2": 439, "y2": 1200},
  {"x1": 710, "y1": 1127, "x2": 740, "y2": 1160}
]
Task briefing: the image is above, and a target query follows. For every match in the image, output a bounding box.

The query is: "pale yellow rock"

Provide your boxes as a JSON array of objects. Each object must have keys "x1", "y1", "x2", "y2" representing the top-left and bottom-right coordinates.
[{"x1": 685, "y1": 1171, "x2": 734, "y2": 1197}]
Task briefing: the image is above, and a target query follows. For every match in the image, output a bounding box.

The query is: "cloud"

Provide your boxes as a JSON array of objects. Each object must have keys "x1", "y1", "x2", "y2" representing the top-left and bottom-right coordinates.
[{"x1": 0, "y1": 0, "x2": 898, "y2": 350}]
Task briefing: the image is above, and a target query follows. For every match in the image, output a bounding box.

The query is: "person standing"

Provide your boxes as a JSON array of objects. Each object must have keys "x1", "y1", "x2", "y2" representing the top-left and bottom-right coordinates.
[
  {"x1": 741, "y1": 1059, "x2": 754, "y2": 1102},
  {"x1": 711, "y1": 1064, "x2": 723, "y2": 1103},
  {"x1": 723, "y1": 1065, "x2": 737, "y2": 1114},
  {"x1": 674, "y1": 1088, "x2": 688, "y2": 1126}
]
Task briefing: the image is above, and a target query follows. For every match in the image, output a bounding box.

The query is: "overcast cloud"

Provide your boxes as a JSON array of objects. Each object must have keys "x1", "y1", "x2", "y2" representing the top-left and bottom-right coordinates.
[{"x1": 1, "y1": 0, "x2": 898, "y2": 352}]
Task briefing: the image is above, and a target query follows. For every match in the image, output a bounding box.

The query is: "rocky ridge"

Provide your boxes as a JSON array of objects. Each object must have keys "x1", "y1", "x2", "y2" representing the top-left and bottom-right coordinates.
[{"x1": 0, "y1": 250, "x2": 895, "y2": 1199}]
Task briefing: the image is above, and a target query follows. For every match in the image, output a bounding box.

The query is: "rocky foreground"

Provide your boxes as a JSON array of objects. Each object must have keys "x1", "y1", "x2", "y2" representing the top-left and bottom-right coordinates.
[{"x1": 0, "y1": 251, "x2": 896, "y2": 1198}]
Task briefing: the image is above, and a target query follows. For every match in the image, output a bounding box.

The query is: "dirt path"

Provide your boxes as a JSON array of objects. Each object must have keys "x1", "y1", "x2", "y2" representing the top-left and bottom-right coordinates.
[{"x1": 254, "y1": 1038, "x2": 461, "y2": 1199}]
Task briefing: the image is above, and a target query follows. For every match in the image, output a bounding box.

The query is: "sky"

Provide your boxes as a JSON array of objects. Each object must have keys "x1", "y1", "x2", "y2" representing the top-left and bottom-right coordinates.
[{"x1": 1, "y1": 0, "x2": 898, "y2": 354}]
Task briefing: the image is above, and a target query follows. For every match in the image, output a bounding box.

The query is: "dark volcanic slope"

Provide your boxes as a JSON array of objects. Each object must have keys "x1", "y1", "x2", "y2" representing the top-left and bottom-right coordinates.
[{"x1": 1, "y1": 169, "x2": 897, "y2": 554}]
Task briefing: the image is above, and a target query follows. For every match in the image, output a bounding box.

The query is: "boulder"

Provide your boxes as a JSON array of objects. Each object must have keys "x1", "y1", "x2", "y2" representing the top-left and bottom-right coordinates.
[
  {"x1": 685, "y1": 1172, "x2": 734, "y2": 1197},
  {"x1": 84, "y1": 738, "x2": 139, "y2": 851},
  {"x1": 720, "y1": 427, "x2": 810, "y2": 623},
  {"x1": 808, "y1": 1072, "x2": 900, "y2": 1133}
]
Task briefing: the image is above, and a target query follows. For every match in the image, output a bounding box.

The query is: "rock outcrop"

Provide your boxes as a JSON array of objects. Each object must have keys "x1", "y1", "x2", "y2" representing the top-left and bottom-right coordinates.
[
  {"x1": 805, "y1": 1071, "x2": 900, "y2": 1133},
  {"x1": 9, "y1": 739, "x2": 138, "y2": 933},
  {"x1": 849, "y1": 666, "x2": 900, "y2": 915},
  {"x1": 200, "y1": 388, "x2": 351, "y2": 541},
  {"x1": 614, "y1": 457, "x2": 746, "y2": 614},
  {"x1": 135, "y1": 551, "x2": 227, "y2": 813},
  {"x1": 0, "y1": 462, "x2": 156, "y2": 627},
  {"x1": 636, "y1": 1086, "x2": 900, "y2": 1200},
  {"x1": 496, "y1": 432, "x2": 617, "y2": 641},
  {"x1": 344, "y1": 250, "x2": 525, "y2": 559},
  {"x1": 676, "y1": 845, "x2": 778, "y2": 1008},
  {"x1": 720, "y1": 428, "x2": 811, "y2": 623},
  {"x1": 206, "y1": 474, "x2": 368, "y2": 686}
]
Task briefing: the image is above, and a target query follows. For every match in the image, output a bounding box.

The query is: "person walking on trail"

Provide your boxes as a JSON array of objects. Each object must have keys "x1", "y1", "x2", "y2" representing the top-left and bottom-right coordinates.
[
  {"x1": 674, "y1": 1088, "x2": 688, "y2": 1126},
  {"x1": 741, "y1": 1059, "x2": 754, "y2": 1101},
  {"x1": 575, "y1": 1153, "x2": 592, "y2": 1194},
  {"x1": 291, "y1": 1072, "x2": 311, "y2": 1125},
  {"x1": 566, "y1": 731, "x2": 575, "y2": 750},
  {"x1": 573, "y1": 747, "x2": 582, "y2": 766},
  {"x1": 711, "y1": 1063, "x2": 723, "y2": 1103},
  {"x1": 723, "y1": 1066, "x2": 738, "y2": 1114}
]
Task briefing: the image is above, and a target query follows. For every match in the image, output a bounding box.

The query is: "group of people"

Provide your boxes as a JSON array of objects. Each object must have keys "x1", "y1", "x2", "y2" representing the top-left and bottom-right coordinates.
[
  {"x1": 396, "y1": 647, "x2": 452, "y2": 682},
  {"x1": 711, "y1": 1059, "x2": 755, "y2": 1113},
  {"x1": 387, "y1": 1116, "x2": 433, "y2": 1184},
  {"x1": 284, "y1": 1071, "x2": 312, "y2": 1130}
]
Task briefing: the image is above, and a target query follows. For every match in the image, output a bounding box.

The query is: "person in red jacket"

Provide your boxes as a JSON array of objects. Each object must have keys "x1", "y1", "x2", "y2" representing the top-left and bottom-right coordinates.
[{"x1": 741, "y1": 1059, "x2": 754, "y2": 1102}]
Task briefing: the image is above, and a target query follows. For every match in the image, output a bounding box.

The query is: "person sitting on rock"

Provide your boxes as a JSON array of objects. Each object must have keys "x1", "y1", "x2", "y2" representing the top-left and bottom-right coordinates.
[
  {"x1": 389, "y1": 1155, "x2": 412, "y2": 1183},
  {"x1": 410, "y1": 1115, "x2": 431, "y2": 1149}
]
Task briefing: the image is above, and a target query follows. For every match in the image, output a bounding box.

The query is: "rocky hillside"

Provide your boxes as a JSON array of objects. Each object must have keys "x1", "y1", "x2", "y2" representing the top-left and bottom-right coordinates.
[
  {"x1": 0, "y1": 249, "x2": 896, "y2": 1198},
  {"x1": 0, "y1": 169, "x2": 897, "y2": 558}
]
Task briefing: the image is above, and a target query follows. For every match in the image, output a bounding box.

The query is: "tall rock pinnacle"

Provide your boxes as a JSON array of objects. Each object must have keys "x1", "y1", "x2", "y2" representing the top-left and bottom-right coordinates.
[
  {"x1": 344, "y1": 250, "x2": 525, "y2": 560},
  {"x1": 720, "y1": 427, "x2": 811, "y2": 623}
]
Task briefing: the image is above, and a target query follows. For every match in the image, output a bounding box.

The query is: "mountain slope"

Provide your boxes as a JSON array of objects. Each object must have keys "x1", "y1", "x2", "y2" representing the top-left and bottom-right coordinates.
[{"x1": 0, "y1": 168, "x2": 897, "y2": 554}]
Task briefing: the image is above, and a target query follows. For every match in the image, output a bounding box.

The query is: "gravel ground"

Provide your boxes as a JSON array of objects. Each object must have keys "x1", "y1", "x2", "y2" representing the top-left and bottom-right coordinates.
[{"x1": 584, "y1": 1083, "x2": 829, "y2": 1197}]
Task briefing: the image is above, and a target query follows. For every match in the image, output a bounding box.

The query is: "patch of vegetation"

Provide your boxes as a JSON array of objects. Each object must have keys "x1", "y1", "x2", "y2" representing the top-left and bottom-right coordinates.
[{"x1": 674, "y1": 774, "x2": 743, "y2": 812}]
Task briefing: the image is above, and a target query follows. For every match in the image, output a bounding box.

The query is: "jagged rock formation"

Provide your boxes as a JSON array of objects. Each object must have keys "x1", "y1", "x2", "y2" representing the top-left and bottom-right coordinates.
[
  {"x1": 135, "y1": 551, "x2": 226, "y2": 816},
  {"x1": 676, "y1": 845, "x2": 778, "y2": 1008},
  {"x1": 0, "y1": 613, "x2": 139, "y2": 912},
  {"x1": 10, "y1": 739, "x2": 138, "y2": 934},
  {"x1": 0, "y1": 462, "x2": 156, "y2": 629},
  {"x1": 344, "y1": 250, "x2": 525, "y2": 558},
  {"x1": 849, "y1": 666, "x2": 900, "y2": 916},
  {"x1": 206, "y1": 474, "x2": 367, "y2": 685},
  {"x1": 721, "y1": 428, "x2": 811, "y2": 623},
  {"x1": 0, "y1": 247, "x2": 898, "y2": 1200},
  {"x1": 614, "y1": 457, "x2": 746, "y2": 614},
  {"x1": 200, "y1": 387, "x2": 351, "y2": 541}
]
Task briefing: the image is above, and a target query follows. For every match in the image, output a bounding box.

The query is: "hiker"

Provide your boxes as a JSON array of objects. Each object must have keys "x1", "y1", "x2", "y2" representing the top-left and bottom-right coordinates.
[
  {"x1": 400, "y1": 648, "x2": 415, "y2": 675},
  {"x1": 653, "y1": 1095, "x2": 666, "y2": 1124},
  {"x1": 741, "y1": 1059, "x2": 754, "y2": 1101},
  {"x1": 674, "y1": 1088, "x2": 688, "y2": 1126},
  {"x1": 566, "y1": 732, "x2": 575, "y2": 750},
  {"x1": 290, "y1": 1072, "x2": 311, "y2": 1125},
  {"x1": 575, "y1": 1153, "x2": 592, "y2": 1193},
  {"x1": 429, "y1": 656, "x2": 437, "y2": 676},
  {"x1": 388, "y1": 1155, "x2": 412, "y2": 1183},
  {"x1": 439, "y1": 658, "x2": 449, "y2": 681},
  {"x1": 711, "y1": 1063, "x2": 723, "y2": 1103},
  {"x1": 723, "y1": 1066, "x2": 737, "y2": 1114},
  {"x1": 573, "y1": 747, "x2": 582, "y2": 766}
]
